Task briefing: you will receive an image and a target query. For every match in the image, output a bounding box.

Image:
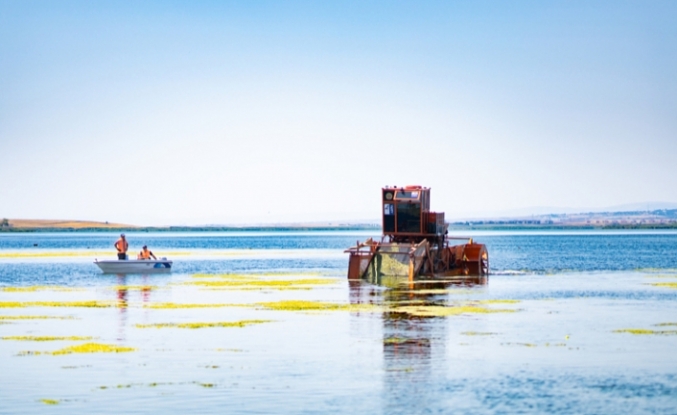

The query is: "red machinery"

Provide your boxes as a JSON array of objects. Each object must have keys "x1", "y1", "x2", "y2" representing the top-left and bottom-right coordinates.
[{"x1": 345, "y1": 186, "x2": 489, "y2": 281}]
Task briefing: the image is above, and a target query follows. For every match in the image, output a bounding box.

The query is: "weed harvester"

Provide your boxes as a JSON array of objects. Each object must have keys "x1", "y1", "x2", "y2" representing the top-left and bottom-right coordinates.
[{"x1": 345, "y1": 186, "x2": 488, "y2": 282}]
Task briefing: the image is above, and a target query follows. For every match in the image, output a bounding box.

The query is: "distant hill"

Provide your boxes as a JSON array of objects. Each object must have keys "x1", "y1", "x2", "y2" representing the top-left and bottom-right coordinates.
[
  {"x1": 2, "y1": 219, "x2": 136, "y2": 229},
  {"x1": 0, "y1": 218, "x2": 377, "y2": 232},
  {"x1": 450, "y1": 208, "x2": 677, "y2": 229}
]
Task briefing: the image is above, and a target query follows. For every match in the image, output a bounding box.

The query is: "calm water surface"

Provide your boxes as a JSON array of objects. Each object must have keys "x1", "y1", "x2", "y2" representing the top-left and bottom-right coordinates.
[{"x1": 1, "y1": 231, "x2": 676, "y2": 414}]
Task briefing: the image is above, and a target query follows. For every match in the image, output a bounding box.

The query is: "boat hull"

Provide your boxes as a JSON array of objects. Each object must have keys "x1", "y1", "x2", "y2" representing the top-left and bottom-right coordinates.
[{"x1": 95, "y1": 260, "x2": 172, "y2": 274}]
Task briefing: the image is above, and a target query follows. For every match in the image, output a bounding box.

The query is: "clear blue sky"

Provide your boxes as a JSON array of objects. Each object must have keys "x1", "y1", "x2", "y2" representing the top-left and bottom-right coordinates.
[{"x1": 1, "y1": 1, "x2": 676, "y2": 225}]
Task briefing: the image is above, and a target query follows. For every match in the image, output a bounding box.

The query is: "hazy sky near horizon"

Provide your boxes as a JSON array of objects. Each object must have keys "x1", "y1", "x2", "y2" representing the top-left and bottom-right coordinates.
[{"x1": 1, "y1": 1, "x2": 676, "y2": 225}]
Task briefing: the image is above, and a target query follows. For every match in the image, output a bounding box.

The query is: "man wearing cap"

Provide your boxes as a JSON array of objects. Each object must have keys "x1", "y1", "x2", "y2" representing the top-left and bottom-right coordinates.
[
  {"x1": 137, "y1": 245, "x2": 157, "y2": 260},
  {"x1": 114, "y1": 234, "x2": 129, "y2": 260}
]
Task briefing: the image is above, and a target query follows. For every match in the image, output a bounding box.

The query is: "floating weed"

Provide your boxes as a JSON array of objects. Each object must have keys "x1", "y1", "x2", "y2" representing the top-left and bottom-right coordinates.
[
  {"x1": 192, "y1": 271, "x2": 325, "y2": 279},
  {"x1": 201, "y1": 286, "x2": 314, "y2": 291},
  {"x1": 3, "y1": 336, "x2": 94, "y2": 341},
  {"x1": 39, "y1": 399, "x2": 59, "y2": 405},
  {"x1": 144, "y1": 302, "x2": 243, "y2": 309},
  {"x1": 654, "y1": 322, "x2": 677, "y2": 327},
  {"x1": 17, "y1": 342, "x2": 135, "y2": 356},
  {"x1": 0, "y1": 315, "x2": 77, "y2": 320},
  {"x1": 192, "y1": 273, "x2": 258, "y2": 279},
  {"x1": 186, "y1": 279, "x2": 338, "y2": 288},
  {"x1": 257, "y1": 300, "x2": 344, "y2": 311},
  {"x1": 384, "y1": 337, "x2": 409, "y2": 344},
  {"x1": 637, "y1": 268, "x2": 677, "y2": 273},
  {"x1": 461, "y1": 331, "x2": 498, "y2": 336},
  {"x1": 0, "y1": 301, "x2": 114, "y2": 308},
  {"x1": 52, "y1": 342, "x2": 135, "y2": 354},
  {"x1": 255, "y1": 300, "x2": 381, "y2": 313},
  {"x1": 613, "y1": 329, "x2": 677, "y2": 335},
  {"x1": 392, "y1": 305, "x2": 516, "y2": 317},
  {"x1": 96, "y1": 381, "x2": 217, "y2": 391},
  {"x1": 2, "y1": 286, "x2": 84, "y2": 292},
  {"x1": 135, "y1": 320, "x2": 272, "y2": 329},
  {"x1": 386, "y1": 367, "x2": 414, "y2": 373},
  {"x1": 647, "y1": 282, "x2": 677, "y2": 289}
]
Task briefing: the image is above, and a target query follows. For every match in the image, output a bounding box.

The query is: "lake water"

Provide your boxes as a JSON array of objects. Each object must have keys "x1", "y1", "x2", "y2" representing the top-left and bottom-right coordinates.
[{"x1": 1, "y1": 230, "x2": 677, "y2": 414}]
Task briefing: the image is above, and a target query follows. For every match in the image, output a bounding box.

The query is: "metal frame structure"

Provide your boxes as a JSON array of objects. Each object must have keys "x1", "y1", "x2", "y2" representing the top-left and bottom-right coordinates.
[{"x1": 345, "y1": 186, "x2": 488, "y2": 281}]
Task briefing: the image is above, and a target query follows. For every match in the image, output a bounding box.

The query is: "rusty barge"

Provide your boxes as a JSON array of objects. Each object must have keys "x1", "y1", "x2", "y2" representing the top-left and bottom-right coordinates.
[{"x1": 345, "y1": 186, "x2": 488, "y2": 282}]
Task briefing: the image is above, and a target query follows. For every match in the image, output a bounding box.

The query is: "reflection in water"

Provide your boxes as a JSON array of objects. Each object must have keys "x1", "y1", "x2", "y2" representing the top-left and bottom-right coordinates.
[
  {"x1": 116, "y1": 274, "x2": 128, "y2": 341},
  {"x1": 350, "y1": 276, "x2": 488, "y2": 412},
  {"x1": 141, "y1": 275, "x2": 151, "y2": 303}
]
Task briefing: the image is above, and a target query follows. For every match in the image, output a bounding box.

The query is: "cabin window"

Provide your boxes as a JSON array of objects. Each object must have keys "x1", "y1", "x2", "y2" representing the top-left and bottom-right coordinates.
[
  {"x1": 396, "y1": 203, "x2": 421, "y2": 233},
  {"x1": 395, "y1": 190, "x2": 419, "y2": 200}
]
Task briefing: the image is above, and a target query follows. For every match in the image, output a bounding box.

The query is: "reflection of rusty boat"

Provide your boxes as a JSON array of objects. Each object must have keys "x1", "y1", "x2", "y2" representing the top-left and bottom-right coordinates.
[{"x1": 345, "y1": 186, "x2": 488, "y2": 281}]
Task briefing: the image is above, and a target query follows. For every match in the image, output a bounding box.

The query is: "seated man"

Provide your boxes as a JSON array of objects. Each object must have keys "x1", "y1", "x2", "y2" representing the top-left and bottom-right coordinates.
[{"x1": 137, "y1": 245, "x2": 157, "y2": 260}]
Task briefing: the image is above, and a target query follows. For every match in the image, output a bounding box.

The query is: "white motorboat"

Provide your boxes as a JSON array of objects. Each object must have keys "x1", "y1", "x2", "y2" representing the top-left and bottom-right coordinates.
[{"x1": 94, "y1": 259, "x2": 172, "y2": 274}]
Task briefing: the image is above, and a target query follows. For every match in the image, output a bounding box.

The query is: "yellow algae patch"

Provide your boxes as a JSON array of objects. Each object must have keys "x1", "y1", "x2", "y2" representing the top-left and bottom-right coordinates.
[
  {"x1": 613, "y1": 329, "x2": 677, "y2": 335},
  {"x1": 52, "y1": 342, "x2": 136, "y2": 354},
  {"x1": 3, "y1": 336, "x2": 94, "y2": 341},
  {"x1": 383, "y1": 337, "x2": 427, "y2": 345},
  {"x1": 201, "y1": 286, "x2": 315, "y2": 291},
  {"x1": 19, "y1": 343, "x2": 136, "y2": 356},
  {"x1": 255, "y1": 300, "x2": 380, "y2": 313},
  {"x1": 392, "y1": 305, "x2": 515, "y2": 317},
  {"x1": 186, "y1": 279, "x2": 338, "y2": 288},
  {"x1": 192, "y1": 271, "x2": 325, "y2": 279},
  {"x1": 0, "y1": 301, "x2": 114, "y2": 308},
  {"x1": 40, "y1": 399, "x2": 59, "y2": 405},
  {"x1": 637, "y1": 268, "x2": 677, "y2": 273},
  {"x1": 144, "y1": 302, "x2": 243, "y2": 309},
  {"x1": 135, "y1": 320, "x2": 272, "y2": 329},
  {"x1": 461, "y1": 332, "x2": 498, "y2": 336},
  {"x1": 0, "y1": 315, "x2": 76, "y2": 320},
  {"x1": 258, "y1": 300, "x2": 344, "y2": 311},
  {"x1": 478, "y1": 299, "x2": 521, "y2": 304},
  {"x1": 647, "y1": 282, "x2": 677, "y2": 289},
  {"x1": 2, "y1": 286, "x2": 84, "y2": 292},
  {"x1": 192, "y1": 273, "x2": 256, "y2": 280}
]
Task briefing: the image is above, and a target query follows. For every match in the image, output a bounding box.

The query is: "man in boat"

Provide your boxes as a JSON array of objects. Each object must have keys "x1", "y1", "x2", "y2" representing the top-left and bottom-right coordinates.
[
  {"x1": 137, "y1": 245, "x2": 157, "y2": 260},
  {"x1": 114, "y1": 234, "x2": 128, "y2": 260}
]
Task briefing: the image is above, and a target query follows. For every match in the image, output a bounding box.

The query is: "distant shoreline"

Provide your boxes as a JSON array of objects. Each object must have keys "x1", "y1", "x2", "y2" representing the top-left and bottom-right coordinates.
[
  {"x1": 2, "y1": 224, "x2": 677, "y2": 233},
  {"x1": 0, "y1": 226, "x2": 379, "y2": 233}
]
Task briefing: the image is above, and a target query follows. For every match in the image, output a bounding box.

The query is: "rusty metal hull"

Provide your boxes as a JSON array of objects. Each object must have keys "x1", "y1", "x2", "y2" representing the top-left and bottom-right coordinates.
[{"x1": 345, "y1": 237, "x2": 488, "y2": 281}]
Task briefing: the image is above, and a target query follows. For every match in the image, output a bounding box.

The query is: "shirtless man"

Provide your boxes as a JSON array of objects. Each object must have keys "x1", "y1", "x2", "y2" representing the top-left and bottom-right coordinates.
[{"x1": 114, "y1": 234, "x2": 128, "y2": 260}]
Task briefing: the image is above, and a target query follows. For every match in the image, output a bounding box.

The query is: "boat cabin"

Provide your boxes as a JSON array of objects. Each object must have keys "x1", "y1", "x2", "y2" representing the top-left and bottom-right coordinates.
[{"x1": 382, "y1": 186, "x2": 446, "y2": 242}]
